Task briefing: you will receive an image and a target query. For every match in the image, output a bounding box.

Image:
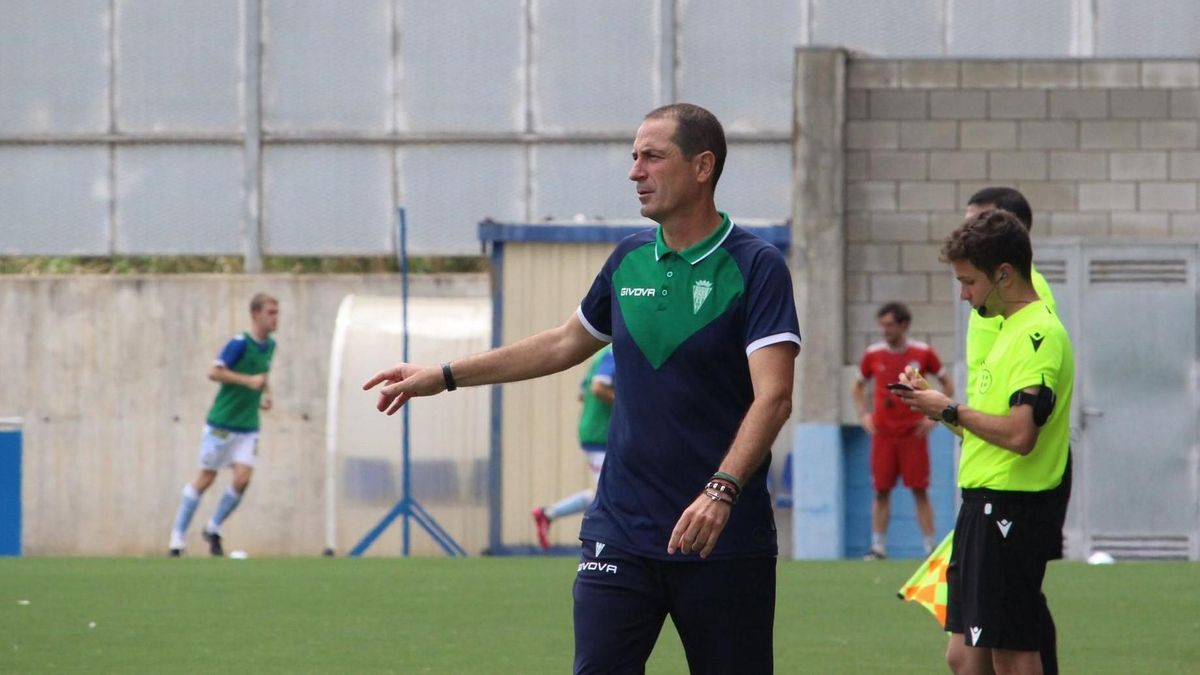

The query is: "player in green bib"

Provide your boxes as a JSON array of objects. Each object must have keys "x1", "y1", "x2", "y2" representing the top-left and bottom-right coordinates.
[
  {"x1": 531, "y1": 344, "x2": 614, "y2": 550},
  {"x1": 169, "y1": 293, "x2": 278, "y2": 557},
  {"x1": 897, "y1": 211, "x2": 1074, "y2": 675}
]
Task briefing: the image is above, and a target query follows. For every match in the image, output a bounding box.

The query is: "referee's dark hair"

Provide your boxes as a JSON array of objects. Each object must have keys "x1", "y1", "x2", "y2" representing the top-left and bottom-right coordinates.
[
  {"x1": 942, "y1": 209, "x2": 1033, "y2": 281},
  {"x1": 967, "y1": 186, "x2": 1033, "y2": 231},
  {"x1": 877, "y1": 301, "x2": 912, "y2": 325},
  {"x1": 644, "y1": 103, "x2": 727, "y2": 190}
]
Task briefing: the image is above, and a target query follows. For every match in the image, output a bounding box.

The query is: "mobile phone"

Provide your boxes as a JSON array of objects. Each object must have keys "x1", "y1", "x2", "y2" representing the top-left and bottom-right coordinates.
[{"x1": 885, "y1": 383, "x2": 914, "y2": 392}]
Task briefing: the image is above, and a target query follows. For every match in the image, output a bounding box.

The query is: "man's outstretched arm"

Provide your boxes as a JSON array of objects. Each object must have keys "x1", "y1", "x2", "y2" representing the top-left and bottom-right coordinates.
[{"x1": 364, "y1": 313, "x2": 606, "y2": 415}]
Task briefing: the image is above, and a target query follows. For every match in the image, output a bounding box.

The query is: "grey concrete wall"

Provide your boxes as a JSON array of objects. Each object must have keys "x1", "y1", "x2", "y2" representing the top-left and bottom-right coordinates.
[
  {"x1": 0, "y1": 273, "x2": 487, "y2": 555},
  {"x1": 844, "y1": 58, "x2": 1200, "y2": 366},
  {"x1": 792, "y1": 48, "x2": 847, "y2": 424},
  {"x1": 791, "y1": 53, "x2": 1200, "y2": 558}
]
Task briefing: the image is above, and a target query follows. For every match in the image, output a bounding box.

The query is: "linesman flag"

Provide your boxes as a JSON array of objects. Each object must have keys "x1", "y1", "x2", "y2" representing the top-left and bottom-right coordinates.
[{"x1": 897, "y1": 532, "x2": 953, "y2": 626}]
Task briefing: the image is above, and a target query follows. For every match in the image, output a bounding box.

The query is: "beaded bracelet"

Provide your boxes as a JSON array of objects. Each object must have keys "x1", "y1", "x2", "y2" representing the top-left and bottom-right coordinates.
[
  {"x1": 705, "y1": 480, "x2": 739, "y2": 504},
  {"x1": 703, "y1": 488, "x2": 734, "y2": 505}
]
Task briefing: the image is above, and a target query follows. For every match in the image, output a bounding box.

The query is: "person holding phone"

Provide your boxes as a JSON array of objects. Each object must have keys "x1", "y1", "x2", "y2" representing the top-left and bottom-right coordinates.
[
  {"x1": 853, "y1": 302, "x2": 952, "y2": 560},
  {"x1": 897, "y1": 209, "x2": 1074, "y2": 675}
]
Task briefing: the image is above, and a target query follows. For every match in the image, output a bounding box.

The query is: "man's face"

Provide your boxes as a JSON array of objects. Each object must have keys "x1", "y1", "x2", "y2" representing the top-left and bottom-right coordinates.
[
  {"x1": 628, "y1": 117, "x2": 700, "y2": 223},
  {"x1": 877, "y1": 312, "x2": 908, "y2": 346},
  {"x1": 951, "y1": 259, "x2": 993, "y2": 310},
  {"x1": 253, "y1": 302, "x2": 280, "y2": 334}
]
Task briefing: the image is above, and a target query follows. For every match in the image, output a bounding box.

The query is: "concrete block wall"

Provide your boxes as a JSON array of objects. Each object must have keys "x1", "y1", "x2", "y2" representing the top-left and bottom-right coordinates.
[
  {"x1": 844, "y1": 58, "x2": 1200, "y2": 363},
  {"x1": 0, "y1": 274, "x2": 488, "y2": 555}
]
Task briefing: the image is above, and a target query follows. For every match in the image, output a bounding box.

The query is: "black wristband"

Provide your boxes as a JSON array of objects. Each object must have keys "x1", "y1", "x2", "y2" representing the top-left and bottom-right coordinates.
[
  {"x1": 941, "y1": 403, "x2": 959, "y2": 426},
  {"x1": 441, "y1": 362, "x2": 457, "y2": 392}
]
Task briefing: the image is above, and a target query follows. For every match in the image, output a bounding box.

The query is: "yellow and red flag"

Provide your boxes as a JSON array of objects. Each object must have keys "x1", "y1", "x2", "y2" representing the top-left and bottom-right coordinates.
[{"x1": 897, "y1": 532, "x2": 953, "y2": 626}]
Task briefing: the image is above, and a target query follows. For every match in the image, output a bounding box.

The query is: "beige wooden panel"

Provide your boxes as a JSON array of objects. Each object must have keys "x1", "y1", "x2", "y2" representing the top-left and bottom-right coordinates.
[
  {"x1": 0, "y1": 274, "x2": 487, "y2": 555},
  {"x1": 500, "y1": 242, "x2": 617, "y2": 548}
]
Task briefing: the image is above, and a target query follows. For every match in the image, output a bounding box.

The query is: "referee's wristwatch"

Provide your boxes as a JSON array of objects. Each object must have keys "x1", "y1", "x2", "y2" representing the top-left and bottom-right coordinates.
[{"x1": 941, "y1": 403, "x2": 960, "y2": 426}]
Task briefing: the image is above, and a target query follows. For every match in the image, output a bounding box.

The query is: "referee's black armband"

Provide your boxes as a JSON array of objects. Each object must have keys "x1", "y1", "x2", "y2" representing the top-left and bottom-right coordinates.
[{"x1": 1010, "y1": 386, "x2": 1055, "y2": 427}]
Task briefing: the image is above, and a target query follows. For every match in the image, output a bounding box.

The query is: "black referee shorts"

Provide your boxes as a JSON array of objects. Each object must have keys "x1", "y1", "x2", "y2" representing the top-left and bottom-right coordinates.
[{"x1": 944, "y1": 488, "x2": 1062, "y2": 651}]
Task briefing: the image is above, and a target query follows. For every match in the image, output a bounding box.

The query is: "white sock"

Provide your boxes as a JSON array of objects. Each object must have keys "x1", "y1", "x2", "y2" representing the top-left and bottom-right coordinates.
[
  {"x1": 871, "y1": 532, "x2": 886, "y2": 553},
  {"x1": 206, "y1": 486, "x2": 243, "y2": 534},
  {"x1": 545, "y1": 490, "x2": 595, "y2": 520},
  {"x1": 170, "y1": 483, "x2": 201, "y2": 548},
  {"x1": 923, "y1": 536, "x2": 936, "y2": 555}
]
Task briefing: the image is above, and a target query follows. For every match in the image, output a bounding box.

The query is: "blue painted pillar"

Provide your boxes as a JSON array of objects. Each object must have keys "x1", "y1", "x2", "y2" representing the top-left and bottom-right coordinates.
[
  {"x1": 791, "y1": 423, "x2": 844, "y2": 559},
  {"x1": 0, "y1": 420, "x2": 21, "y2": 556}
]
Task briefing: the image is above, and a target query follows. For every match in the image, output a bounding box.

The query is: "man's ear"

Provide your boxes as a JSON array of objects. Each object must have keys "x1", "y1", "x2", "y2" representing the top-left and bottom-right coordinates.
[{"x1": 693, "y1": 151, "x2": 716, "y2": 184}]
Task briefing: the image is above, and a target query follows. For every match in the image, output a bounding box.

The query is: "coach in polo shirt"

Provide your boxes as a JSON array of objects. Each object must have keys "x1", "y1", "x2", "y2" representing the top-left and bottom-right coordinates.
[{"x1": 364, "y1": 103, "x2": 800, "y2": 674}]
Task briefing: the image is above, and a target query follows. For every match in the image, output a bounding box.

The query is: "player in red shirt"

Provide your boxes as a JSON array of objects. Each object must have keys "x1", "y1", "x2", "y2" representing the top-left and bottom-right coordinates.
[{"x1": 853, "y1": 302, "x2": 953, "y2": 560}]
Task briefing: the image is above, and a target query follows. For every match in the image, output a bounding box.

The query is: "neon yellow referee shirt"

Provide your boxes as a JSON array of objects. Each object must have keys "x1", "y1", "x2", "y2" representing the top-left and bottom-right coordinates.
[
  {"x1": 960, "y1": 300, "x2": 1073, "y2": 491},
  {"x1": 966, "y1": 265, "x2": 1056, "y2": 396}
]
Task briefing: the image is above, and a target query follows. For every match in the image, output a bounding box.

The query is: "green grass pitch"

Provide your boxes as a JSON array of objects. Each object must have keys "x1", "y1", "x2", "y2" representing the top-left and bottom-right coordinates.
[{"x1": 1, "y1": 557, "x2": 1197, "y2": 673}]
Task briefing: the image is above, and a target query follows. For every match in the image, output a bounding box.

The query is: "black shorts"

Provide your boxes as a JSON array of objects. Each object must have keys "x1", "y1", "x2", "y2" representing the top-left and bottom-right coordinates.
[
  {"x1": 572, "y1": 540, "x2": 775, "y2": 675},
  {"x1": 944, "y1": 488, "x2": 1061, "y2": 651},
  {"x1": 1045, "y1": 450, "x2": 1073, "y2": 560}
]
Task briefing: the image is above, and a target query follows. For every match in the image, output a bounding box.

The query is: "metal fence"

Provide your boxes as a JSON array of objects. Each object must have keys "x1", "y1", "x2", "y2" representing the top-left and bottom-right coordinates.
[{"x1": 3, "y1": 0, "x2": 1199, "y2": 263}]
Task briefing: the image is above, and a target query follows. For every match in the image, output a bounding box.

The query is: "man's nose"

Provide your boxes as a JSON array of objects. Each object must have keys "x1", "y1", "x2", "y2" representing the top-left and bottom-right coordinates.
[{"x1": 629, "y1": 160, "x2": 645, "y2": 181}]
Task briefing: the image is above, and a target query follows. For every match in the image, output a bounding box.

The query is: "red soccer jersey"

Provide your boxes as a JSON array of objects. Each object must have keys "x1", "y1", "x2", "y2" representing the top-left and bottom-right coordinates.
[{"x1": 858, "y1": 340, "x2": 945, "y2": 434}]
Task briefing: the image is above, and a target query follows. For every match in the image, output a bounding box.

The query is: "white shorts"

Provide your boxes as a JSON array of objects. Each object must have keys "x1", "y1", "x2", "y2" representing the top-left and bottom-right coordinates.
[
  {"x1": 198, "y1": 425, "x2": 259, "y2": 470},
  {"x1": 585, "y1": 450, "x2": 605, "y2": 487}
]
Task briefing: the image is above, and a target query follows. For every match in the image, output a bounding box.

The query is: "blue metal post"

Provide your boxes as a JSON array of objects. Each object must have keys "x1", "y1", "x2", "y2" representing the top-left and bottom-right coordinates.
[
  {"x1": 400, "y1": 207, "x2": 412, "y2": 556},
  {"x1": 349, "y1": 209, "x2": 466, "y2": 558},
  {"x1": 487, "y1": 241, "x2": 505, "y2": 553}
]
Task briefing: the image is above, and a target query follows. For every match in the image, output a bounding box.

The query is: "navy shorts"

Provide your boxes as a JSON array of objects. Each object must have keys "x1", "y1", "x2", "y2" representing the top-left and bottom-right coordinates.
[{"x1": 572, "y1": 540, "x2": 775, "y2": 675}]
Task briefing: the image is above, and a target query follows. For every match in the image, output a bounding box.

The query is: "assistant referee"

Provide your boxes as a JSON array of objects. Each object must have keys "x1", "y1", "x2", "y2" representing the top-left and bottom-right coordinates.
[{"x1": 897, "y1": 209, "x2": 1074, "y2": 675}]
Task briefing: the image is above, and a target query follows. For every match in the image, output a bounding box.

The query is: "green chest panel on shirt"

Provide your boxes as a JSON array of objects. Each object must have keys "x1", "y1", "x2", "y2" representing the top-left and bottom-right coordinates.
[
  {"x1": 613, "y1": 243, "x2": 744, "y2": 369},
  {"x1": 208, "y1": 334, "x2": 275, "y2": 431},
  {"x1": 232, "y1": 334, "x2": 275, "y2": 375}
]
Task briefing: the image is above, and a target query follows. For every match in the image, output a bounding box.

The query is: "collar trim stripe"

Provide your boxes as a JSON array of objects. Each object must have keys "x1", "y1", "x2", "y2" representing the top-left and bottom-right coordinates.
[
  {"x1": 654, "y1": 212, "x2": 734, "y2": 265},
  {"x1": 690, "y1": 220, "x2": 734, "y2": 265}
]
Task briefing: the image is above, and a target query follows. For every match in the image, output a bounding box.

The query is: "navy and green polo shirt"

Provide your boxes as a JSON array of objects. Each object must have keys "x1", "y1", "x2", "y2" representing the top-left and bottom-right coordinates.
[
  {"x1": 575, "y1": 213, "x2": 801, "y2": 560},
  {"x1": 207, "y1": 332, "x2": 275, "y2": 432}
]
